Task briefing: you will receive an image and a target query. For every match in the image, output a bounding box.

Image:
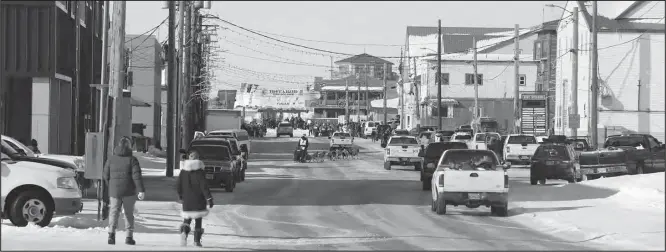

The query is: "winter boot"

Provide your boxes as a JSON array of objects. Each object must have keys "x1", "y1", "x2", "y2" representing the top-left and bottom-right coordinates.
[
  {"x1": 179, "y1": 223, "x2": 191, "y2": 246},
  {"x1": 125, "y1": 236, "x2": 136, "y2": 245},
  {"x1": 193, "y1": 228, "x2": 204, "y2": 247},
  {"x1": 107, "y1": 232, "x2": 115, "y2": 245}
]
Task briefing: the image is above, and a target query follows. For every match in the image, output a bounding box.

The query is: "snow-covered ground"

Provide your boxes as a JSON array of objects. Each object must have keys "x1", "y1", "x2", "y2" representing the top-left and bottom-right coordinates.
[{"x1": 510, "y1": 172, "x2": 665, "y2": 251}]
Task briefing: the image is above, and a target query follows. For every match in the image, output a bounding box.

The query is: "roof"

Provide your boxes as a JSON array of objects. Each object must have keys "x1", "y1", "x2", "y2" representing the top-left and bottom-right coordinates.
[
  {"x1": 334, "y1": 53, "x2": 393, "y2": 65},
  {"x1": 573, "y1": 1, "x2": 665, "y2": 32},
  {"x1": 406, "y1": 26, "x2": 516, "y2": 55}
]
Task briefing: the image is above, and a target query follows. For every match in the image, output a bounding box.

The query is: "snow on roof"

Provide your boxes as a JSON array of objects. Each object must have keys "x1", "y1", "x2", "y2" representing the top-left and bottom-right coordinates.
[
  {"x1": 475, "y1": 28, "x2": 534, "y2": 51},
  {"x1": 370, "y1": 98, "x2": 399, "y2": 108}
]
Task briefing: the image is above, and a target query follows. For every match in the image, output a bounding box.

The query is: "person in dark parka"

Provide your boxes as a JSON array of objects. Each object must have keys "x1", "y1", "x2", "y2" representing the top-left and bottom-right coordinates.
[
  {"x1": 177, "y1": 150, "x2": 213, "y2": 247},
  {"x1": 103, "y1": 136, "x2": 145, "y2": 245}
]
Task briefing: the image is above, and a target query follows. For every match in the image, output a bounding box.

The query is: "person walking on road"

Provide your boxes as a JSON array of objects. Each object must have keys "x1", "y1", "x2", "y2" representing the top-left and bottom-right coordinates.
[
  {"x1": 177, "y1": 149, "x2": 213, "y2": 247},
  {"x1": 103, "y1": 136, "x2": 146, "y2": 245}
]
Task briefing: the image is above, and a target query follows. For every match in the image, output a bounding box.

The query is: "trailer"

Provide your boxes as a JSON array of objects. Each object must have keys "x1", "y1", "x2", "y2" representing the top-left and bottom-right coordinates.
[{"x1": 206, "y1": 109, "x2": 242, "y2": 131}]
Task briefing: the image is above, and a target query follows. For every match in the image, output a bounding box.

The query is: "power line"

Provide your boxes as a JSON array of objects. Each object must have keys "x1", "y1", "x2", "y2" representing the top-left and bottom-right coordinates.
[
  {"x1": 125, "y1": 17, "x2": 168, "y2": 43},
  {"x1": 221, "y1": 51, "x2": 332, "y2": 68},
  {"x1": 129, "y1": 17, "x2": 168, "y2": 53}
]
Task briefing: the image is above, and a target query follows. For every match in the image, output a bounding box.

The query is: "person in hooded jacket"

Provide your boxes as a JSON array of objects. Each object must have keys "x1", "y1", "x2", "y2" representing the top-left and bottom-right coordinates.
[
  {"x1": 103, "y1": 136, "x2": 145, "y2": 245},
  {"x1": 177, "y1": 149, "x2": 213, "y2": 247}
]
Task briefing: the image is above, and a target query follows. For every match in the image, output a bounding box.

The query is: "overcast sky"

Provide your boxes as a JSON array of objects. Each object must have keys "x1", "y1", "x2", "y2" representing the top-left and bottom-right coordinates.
[{"x1": 126, "y1": 1, "x2": 565, "y2": 91}]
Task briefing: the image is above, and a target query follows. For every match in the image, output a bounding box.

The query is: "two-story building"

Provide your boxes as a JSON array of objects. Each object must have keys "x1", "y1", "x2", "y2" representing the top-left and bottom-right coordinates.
[
  {"x1": 126, "y1": 34, "x2": 163, "y2": 144},
  {"x1": 404, "y1": 25, "x2": 549, "y2": 133},
  {"x1": 554, "y1": 1, "x2": 665, "y2": 143},
  {"x1": 312, "y1": 54, "x2": 398, "y2": 121},
  {"x1": 0, "y1": 1, "x2": 104, "y2": 155}
]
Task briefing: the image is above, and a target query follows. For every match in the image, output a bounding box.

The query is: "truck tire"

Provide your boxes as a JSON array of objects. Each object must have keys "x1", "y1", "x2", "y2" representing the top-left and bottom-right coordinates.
[
  {"x1": 431, "y1": 198, "x2": 437, "y2": 212},
  {"x1": 635, "y1": 162, "x2": 645, "y2": 174},
  {"x1": 414, "y1": 162, "x2": 422, "y2": 171},
  {"x1": 9, "y1": 190, "x2": 54, "y2": 227},
  {"x1": 225, "y1": 178, "x2": 235, "y2": 192},
  {"x1": 435, "y1": 195, "x2": 447, "y2": 215},
  {"x1": 539, "y1": 179, "x2": 546, "y2": 185},
  {"x1": 383, "y1": 161, "x2": 391, "y2": 170},
  {"x1": 491, "y1": 203, "x2": 509, "y2": 217},
  {"x1": 422, "y1": 179, "x2": 431, "y2": 191},
  {"x1": 530, "y1": 176, "x2": 538, "y2": 185}
]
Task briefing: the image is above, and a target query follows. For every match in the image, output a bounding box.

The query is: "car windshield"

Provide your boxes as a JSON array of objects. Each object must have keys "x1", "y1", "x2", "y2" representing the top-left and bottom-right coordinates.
[
  {"x1": 189, "y1": 145, "x2": 231, "y2": 161},
  {"x1": 334, "y1": 133, "x2": 351, "y2": 138},
  {"x1": 279, "y1": 123, "x2": 292, "y2": 127},
  {"x1": 208, "y1": 132, "x2": 232, "y2": 137},
  {"x1": 1, "y1": 140, "x2": 20, "y2": 156},
  {"x1": 534, "y1": 145, "x2": 570, "y2": 159},
  {"x1": 394, "y1": 130, "x2": 409, "y2": 135},
  {"x1": 425, "y1": 142, "x2": 468, "y2": 158},
  {"x1": 388, "y1": 137, "x2": 418, "y2": 145},
  {"x1": 367, "y1": 122, "x2": 375, "y2": 127},
  {"x1": 419, "y1": 132, "x2": 432, "y2": 138},
  {"x1": 454, "y1": 135, "x2": 472, "y2": 140},
  {"x1": 604, "y1": 136, "x2": 643, "y2": 148},
  {"x1": 440, "y1": 151, "x2": 499, "y2": 171},
  {"x1": 193, "y1": 140, "x2": 239, "y2": 155},
  {"x1": 568, "y1": 139, "x2": 588, "y2": 150},
  {"x1": 508, "y1": 135, "x2": 537, "y2": 144},
  {"x1": 475, "y1": 134, "x2": 486, "y2": 141},
  {"x1": 2, "y1": 137, "x2": 35, "y2": 157}
]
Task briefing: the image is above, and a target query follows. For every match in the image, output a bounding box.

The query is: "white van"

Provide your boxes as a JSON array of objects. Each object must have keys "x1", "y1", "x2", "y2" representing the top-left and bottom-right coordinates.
[
  {"x1": 207, "y1": 129, "x2": 251, "y2": 156},
  {"x1": 362, "y1": 121, "x2": 378, "y2": 137},
  {"x1": 1, "y1": 142, "x2": 82, "y2": 227}
]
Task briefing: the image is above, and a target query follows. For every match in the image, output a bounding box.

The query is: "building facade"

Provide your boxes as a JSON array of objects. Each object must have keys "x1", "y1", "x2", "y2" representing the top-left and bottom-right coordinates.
[
  {"x1": 554, "y1": 1, "x2": 665, "y2": 143},
  {"x1": 0, "y1": 1, "x2": 104, "y2": 155},
  {"x1": 126, "y1": 34, "x2": 163, "y2": 143}
]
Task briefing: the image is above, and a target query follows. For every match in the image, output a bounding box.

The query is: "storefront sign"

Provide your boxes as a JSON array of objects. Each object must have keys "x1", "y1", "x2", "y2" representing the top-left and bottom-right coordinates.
[{"x1": 235, "y1": 86, "x2": 321, "y2": 110}]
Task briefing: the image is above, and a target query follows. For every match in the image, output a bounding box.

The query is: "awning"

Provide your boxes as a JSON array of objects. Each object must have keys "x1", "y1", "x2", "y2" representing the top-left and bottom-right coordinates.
[
  {"x1": 421, "y1": 98, "x2": 459, "y2": 106},
  {"x1": 130, "y1": 97, "x2": 151, "y2": 107}
]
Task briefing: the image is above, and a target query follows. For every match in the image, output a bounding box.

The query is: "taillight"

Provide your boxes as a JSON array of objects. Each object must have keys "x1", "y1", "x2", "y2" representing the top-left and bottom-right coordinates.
[
  {"x1": 504, "y1": 171, "x2": 509, "y2": 188},
  {"x1": 386, "y1": 149, "x2": 390, "y2": 155},
  {"x1": 438, "y1": 174, "x2": 445, "y2": 186}
]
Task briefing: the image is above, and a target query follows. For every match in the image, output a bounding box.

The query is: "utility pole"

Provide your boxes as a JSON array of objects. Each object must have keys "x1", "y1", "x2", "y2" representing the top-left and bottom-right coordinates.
[
  {"x1": 590, "y1": 1, "x2": 599, "y2": 148},
  {"x1": 345, "y1": 78, "x2": 349, "y2": 124},
  {"x1": 356, "y1": 68, "x2": 361, "y2": 123},
  {"x1": 436, "y1": 19, "x2": 442, "y2": 130},
  {"x1": 473, "y1": 37, "x2": 479, "y2": 132},
  {"x1": 166, "y1": 0, "x2": 176, "y2": 177},
  {"x1": 413, "y1": 57, "x2": 420, "y2": 131},
  {"x1": 108, "y1": 1, "x2": 127, "y2": 158},
  {"x1": 181, "y1": 2, "x2": 192, "y2": 148},
  {"x1": 400, "y1": 48, "x2": 405, "y2": 129},
  {"x1": 513, "y1": 24, "x2": 521, "y2": 134},
  {"x1": 174, "y1": 0, "x2": 185, "y2": 169},
  {"x1": 74, "y1": 2, "x2": 82, "y2": 154},
  {"x1": 364, "y1": 65, "x2": 369, "y2": 117},
  {"x1": 383, "y1": 62, "x2": 387, "y2": 124},
  {"x1": 571, "y1": 6, "x2": 579, "y2": 138}
]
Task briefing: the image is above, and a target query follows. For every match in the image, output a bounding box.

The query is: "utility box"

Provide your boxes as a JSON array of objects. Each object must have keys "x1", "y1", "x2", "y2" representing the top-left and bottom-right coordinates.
[{"x1": 83, "y1": 132, "x2": 105, "y2": 180}]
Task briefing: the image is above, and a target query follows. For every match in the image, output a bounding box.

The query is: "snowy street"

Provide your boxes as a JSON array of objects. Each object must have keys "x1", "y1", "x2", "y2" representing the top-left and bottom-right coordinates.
[{"x1": 2, "y1": 137, "x2": 664, "y2": 250}]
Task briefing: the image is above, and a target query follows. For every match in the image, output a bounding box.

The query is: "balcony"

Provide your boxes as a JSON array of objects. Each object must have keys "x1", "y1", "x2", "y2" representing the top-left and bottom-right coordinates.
[
  {"x1": 331, "y1": 71, "x2": 398, "y2": 81},
  {"x1": 310, "y1": 99, "x2": 369, "y2": 108}
]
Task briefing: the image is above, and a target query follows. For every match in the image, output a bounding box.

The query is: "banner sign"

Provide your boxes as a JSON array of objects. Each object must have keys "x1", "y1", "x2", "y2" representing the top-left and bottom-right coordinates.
[{"x1": 234, "y1": 84, "x2": 321, "y2": 111}]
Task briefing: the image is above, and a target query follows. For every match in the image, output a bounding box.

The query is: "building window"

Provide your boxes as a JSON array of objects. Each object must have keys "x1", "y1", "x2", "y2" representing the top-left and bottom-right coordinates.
[
  {"x1": 519, "y1": 74, "x2": 526, "y2": 86},
  {"x1": 434, "y1": 105, "x2": 454, "y2": 118},
  {"x1": 465, "y1": 73, "x2": 483, "y2": 85}
]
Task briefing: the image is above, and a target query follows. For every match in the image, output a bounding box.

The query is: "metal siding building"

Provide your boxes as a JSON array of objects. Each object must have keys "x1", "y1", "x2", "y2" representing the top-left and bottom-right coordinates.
[{"x1": 126, "y1": 34, "x2": 163, "y2": 143}]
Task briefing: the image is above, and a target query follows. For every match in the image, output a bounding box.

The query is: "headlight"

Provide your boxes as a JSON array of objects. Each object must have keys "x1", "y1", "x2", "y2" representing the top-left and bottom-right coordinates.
[
  {"x1": 57, "y1": 177, "x2": 78, "y2": 189},
  {"x1": 74, "y1": 158, "x2": 85, "y2": 170}
]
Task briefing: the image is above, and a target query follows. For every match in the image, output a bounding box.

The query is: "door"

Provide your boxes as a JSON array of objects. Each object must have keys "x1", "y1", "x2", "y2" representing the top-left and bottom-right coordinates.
[{"x1": 647, "y1": 136, "x2": 665, "y2": 171}]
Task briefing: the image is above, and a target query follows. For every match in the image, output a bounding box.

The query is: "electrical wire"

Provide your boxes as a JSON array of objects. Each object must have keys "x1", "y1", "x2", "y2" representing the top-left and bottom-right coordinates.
[
  {"x1": 129, "y1": 17, "x2": 168, "y2": 53},
  {"x1": 125, "y1": 17, "x2": 168, "y2": 43},
  {"x1": 221, "y1": 51, "x2": 333, "y2": 68}
]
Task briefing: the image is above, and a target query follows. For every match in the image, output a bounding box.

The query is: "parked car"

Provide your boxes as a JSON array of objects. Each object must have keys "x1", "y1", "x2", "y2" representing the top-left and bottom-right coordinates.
[
  {"x1": 384, "y1": 136, "x2": 422, "y2": 170},
  {"x1": 2, "y1": 143, "x2": 83, "y2": 227},
  {"x1": 530, "y1": 142, "x2": 583, "y2": 185},
  {"x1": 503, "y1": 134, "x2": 539, "y2": 165},
  {"x1": 362, "y1": 121, "x2": 378, "y2": 138},
  {"x1": 329, "y1": 132, "x2": 354, "y2": 150},
  {"x1": 181, "y1": 144, "x2": 236, "y2": 192},
  {"x1": 579, "y1": 133, "x2": 665, "y2": 176},
  {"x1": 430, "y1": 149, "x2": 510, "y2": 216},
  {"x1": 188, "y1": 138, "x2": 242, "y2": 187},
  {"x1": 276, "y1": 122, "x2": 294, "y2": 138},
  {"x1": 206, "y1": 129, "x2": 251, "y2": 157},
  {"x1": 201, "y1": 136, "x2": 247, "y2": 182},
  {"x1": 471, "y1": 132, "x2": 501, "y2": 150},
  {"x1": 419, "y1": 141, "x2": 468, "y2": 190}
]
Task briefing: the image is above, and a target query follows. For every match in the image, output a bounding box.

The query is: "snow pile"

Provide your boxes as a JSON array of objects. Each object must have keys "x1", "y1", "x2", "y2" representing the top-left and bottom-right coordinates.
[{"x1": 512, "y1": 173, "x2": 665, "y2": 250}]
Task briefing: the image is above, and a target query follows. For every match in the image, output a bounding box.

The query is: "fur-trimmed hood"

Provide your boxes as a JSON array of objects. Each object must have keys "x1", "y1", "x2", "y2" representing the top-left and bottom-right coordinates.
[{"x1": 181, "y1": 160, "x2": 204, "y2": 171}]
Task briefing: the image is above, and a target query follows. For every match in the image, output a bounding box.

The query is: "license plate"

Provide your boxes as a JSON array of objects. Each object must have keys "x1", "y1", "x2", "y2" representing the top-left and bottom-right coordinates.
[
  {"x1": 546, "y1": 161, "x2": 555, "y2": 165},
  {"x1": 468, "y1": 193, "x2": 481, "y2": 200},
  {"x1": 520, "y1": 156, "x2": 530, "y2": 160},
  {"x1": 205, "y1": 174, "x2": 214, "y2": 179},
  {"x1": 399, "y1": 158, "x2": 406, "y2": 162},
  {"x1": 597, "y1": 168, "x2": 607, "y2": 173}
]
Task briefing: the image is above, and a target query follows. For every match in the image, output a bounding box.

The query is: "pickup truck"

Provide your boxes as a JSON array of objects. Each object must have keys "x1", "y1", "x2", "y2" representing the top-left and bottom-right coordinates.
[
  {"x1": 578, "y1": 134, "x2": 664, "y2": 177},
  {"x1": 329, "y1": 132, "x2": 354, "y2": 150},
  {"x1": 471, "y1": 132, "x2": 501, "y2": 150},
  {"x1": 384, "y1": 136, "x2": 422, "y2": 171},
  {"x1": 503, "y1": 134, "x2": 539, "y2": 165},
  {"x1": 419, "y1": 141, "x2": 468, "y2": 190},
  {"x1": 430, "y1": 149, "x2": 510, "y2": 216}
]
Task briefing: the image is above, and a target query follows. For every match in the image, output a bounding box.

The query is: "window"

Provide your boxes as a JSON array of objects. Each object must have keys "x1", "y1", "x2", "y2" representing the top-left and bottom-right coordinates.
[
  {"x1": 519, "y1": 74, "x2": 526, "y2": 86},
  {"x1": 433, "y1": 105, "x2": 454, "y2": 118},
  {"x1": 465, "y1": 74, "x2": 483, "y2": 85},
  {"x1": 437, "y1": 73, "x2": 449, "y2": 85},
  {"x1": 647, "y1": 136, "x2": 661, "y2": 149},
  {"x1": 534, "y1": 41, "x2": 542, "y2": 60}
]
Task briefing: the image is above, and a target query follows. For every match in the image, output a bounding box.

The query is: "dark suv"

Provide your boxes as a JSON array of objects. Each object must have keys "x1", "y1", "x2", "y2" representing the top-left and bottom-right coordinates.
[
  {"x1": 418, "y1": 141, "x2": 468, "y2": 190},
  {"x1": 203, "y1": 135, "x2": 247, "y2": 181},
  {"x1": 184, "y1": 144, "x2": 237, "y2": 192},
  {"x1": 530, "y1": 143, "x2": 581, "y2": 185}
]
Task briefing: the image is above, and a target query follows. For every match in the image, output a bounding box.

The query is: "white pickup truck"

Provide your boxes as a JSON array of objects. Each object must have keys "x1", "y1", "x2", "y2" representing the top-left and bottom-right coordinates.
[
  {"x1": 329, "y1": 132, "x2": 354, "y2": 149},
  {"x1": 503, "y1": 134, "x2": 539, "y2": 165},
  {"x1": 384, "y1": 136, "x2": 422, "y2": 171},
  {"x1": 430, "y1": 149, "x2": 510, "y2": 216},
  {"x1": 471, "y1": 132, "x2": 501, "y2": 150}
]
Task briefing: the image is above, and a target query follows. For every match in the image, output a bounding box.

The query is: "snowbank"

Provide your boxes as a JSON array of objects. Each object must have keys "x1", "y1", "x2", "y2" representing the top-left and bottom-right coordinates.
[{"x1": 511, "y1": 173, "x2": 665, "y2": 250}]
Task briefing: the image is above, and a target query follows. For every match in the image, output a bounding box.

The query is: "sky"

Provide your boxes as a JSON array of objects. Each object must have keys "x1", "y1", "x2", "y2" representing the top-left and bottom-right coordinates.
[{"x1": 126, "y1": 1, "x2": 565, "y2": 92}]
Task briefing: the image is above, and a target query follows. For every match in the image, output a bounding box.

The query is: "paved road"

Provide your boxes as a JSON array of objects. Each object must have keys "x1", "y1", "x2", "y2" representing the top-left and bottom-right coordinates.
[{"x1": 173, "y1": 136, "x2": 617, "y2": 250}]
